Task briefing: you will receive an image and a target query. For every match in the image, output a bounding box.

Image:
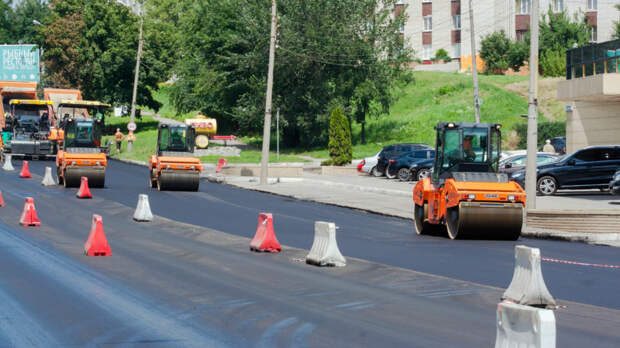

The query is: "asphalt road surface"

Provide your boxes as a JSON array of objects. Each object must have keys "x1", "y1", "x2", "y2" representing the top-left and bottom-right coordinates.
[{"x1": 0, "y1": 159, "x2": 619, "y2": 347}]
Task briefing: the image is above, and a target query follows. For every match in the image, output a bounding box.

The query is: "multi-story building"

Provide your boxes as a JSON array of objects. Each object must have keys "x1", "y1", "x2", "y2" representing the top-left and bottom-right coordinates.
[{"x1": 395, "y1": 0, "x2": 619, "y2": 69}]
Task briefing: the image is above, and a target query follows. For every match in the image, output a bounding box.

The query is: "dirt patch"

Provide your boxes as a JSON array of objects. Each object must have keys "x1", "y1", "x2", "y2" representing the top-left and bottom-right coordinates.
[{"x1": 504, "y1": 77, "x2": 564, "y2": 121}]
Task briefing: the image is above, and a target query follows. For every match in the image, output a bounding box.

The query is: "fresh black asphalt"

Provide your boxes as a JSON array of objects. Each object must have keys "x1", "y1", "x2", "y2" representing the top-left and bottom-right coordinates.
[{"x1": 0, "y1": 159, "x2": 619, "y2": 346}]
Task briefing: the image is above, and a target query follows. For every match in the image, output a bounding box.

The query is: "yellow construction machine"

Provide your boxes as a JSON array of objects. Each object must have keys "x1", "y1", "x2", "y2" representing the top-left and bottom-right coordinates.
[
  {"x1": 55, "y1": 101, "x2": 110, "y2": 188},
  {"x1": 149, "y1": 123, "x2": 202, "y2": 191},
  {"x1": 413, "y1": 122, "x2": 525, "y2": 240}
]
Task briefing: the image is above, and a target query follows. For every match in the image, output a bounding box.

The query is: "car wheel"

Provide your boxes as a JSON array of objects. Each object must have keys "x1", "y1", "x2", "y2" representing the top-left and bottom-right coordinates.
[
  {"x1": 537, "y1": 176, "x2": 557, "y2": 196},
  {"x1": 370, "y1": 166, "x2": 382, "y2": 177},
  {"x1": 398, "y1": 168, "x2": 411, "y2": 181},
  {"x1": 385, "y1": 164, "x2": 397, "y2": 179},
  {"x1": 417, "y1": 168, "x2": 430, "y2": 181}
]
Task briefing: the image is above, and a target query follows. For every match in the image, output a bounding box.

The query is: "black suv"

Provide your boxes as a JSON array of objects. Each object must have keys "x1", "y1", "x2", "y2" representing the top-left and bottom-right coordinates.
[
  {"x1": 511, "y1": 145, "x2": 620, "y2": 195},
  {"x1": 376, "y1": 143, "x2": 432, "y2": 175},
  {"x1": 385, "y1": 149, "x2": 435, "y2": 181}
]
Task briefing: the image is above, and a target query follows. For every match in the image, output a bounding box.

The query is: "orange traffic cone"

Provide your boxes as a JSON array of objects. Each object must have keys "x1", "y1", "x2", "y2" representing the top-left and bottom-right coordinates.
[
  {"x1": 0, "y1": 190, "x2": 4, "y2": 207},
  {"x1": 19, "y1": 197, "x2": 40, "y2": 226},
  {"x1": 76, "y1": 177, "x2": 92, "y2": 199},
  {"x1": 84, "y1": 214, "x2": 111, "y2": 256},
  {"x1": 250, "y1": 213, "x2": 281, "y2": 253},
  {"x1": 19, "y1": 160, "x2": 32, "y2": 178}
]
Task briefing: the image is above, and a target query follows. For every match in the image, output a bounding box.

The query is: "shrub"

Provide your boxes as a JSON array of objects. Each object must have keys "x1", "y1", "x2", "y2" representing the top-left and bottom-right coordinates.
[
  {"x1": 515, "y1": 120, "x2": 566, "y2": 149},
  {"x1": 327, "y1": 107, "x2": 352, "y2": 166},
  {"x1": 540, "y1": 49, "x2": 565, "y2": 77},
  {"x1": 433, "y1": 49, "x2": 451, "y2": 62}
]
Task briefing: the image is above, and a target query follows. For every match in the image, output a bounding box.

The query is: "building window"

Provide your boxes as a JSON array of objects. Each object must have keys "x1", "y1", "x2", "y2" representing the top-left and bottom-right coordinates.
[
  {"x1": 453, "y1": 15, "x2": 461, "y2": 30},
  {"x1": 422, "y1": 0, "x2": 432, "y2": 3},
  {"x1": 423, "y1": 45, "x2": 432, "y2": 60},
  {"x1": 399, "y1": 23, "x2": 405, "y2": 33},
  {"x1": 589, "y1": 26, "x2": 597, "y2": 42},
  {"x1": 424, "y1": 16, "x2": 432, "y2": 31},
  {"x1": 587, "y1": 0, "x2": 597, "y2": 10},
  {"x1": 552, "y1": 0, "x2": 563, "y2": 12},
  {"x1": 516, "y1": 30, "x2": 527, "y2": 41},
  {"x1": 452, "y1": 43, "x2": 461, "y2": 58},
  {"x1": 516, "y1": 0, "x2": 530, "y2": 14}
]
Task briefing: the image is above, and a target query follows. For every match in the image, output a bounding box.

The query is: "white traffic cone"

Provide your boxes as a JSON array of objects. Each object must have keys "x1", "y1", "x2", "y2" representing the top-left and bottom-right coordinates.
[
  {"x1": 2, "y1": 154, "x2": 14, "y2": 171},
  {"x1": 41, "y1": 166, "x2": 56, "y2": 186},
  {"x1": 133, "y1": 194, "x2": 153, "y2": 222}
]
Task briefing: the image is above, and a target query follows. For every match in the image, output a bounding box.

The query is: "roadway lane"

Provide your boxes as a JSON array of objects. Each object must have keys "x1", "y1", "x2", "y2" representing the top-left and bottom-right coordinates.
[
  {"x1": 6, "y1": 159, "x2": 620, "y2": 311},
  {"x1": 0, "y1": 172, "x2": 618, "y2": 347}
]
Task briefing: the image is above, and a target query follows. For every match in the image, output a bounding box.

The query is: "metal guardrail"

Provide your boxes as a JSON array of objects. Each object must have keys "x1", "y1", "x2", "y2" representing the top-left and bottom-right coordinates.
[{"x1": 565, "y1": 39, "x2": 620, "y2": 79}]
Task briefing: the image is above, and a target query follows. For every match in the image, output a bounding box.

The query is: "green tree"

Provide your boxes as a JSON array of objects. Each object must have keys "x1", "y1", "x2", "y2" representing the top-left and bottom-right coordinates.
[
  {"x1": 433, "y1": 48, "x2": 451, "y2": 62},
  {"x1": 327, "y1": 107, "x2": 352, "y2": 166},
  {"x1": 12, "y1": 0, "x2": 52, "y2": 44},
  {"x1": 480, "y1": 30, "x2": 528, "y2": 74},
  {"x1": 538, "y1": 9, "x2": 589, "y2": 77},
  {"x1": 41, "y1": 0, "x2": 163, "y2": 110},
  {"x1": 171, "y1": 0, "x2": 412, "y2": 147},
  {"x1": 0, "y1": 0, "x2": 13, "y2": 44}
]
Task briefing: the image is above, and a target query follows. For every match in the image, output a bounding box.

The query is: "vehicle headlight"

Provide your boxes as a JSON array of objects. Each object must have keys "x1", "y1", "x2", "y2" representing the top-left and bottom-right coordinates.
[{"x1": 508, "y1": 195, "x2": 516, "y2": 201}]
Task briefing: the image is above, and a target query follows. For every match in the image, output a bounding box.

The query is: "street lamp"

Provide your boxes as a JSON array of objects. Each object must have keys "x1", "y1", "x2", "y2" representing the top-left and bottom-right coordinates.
[{"x1": 32, "y1": 20, "x2": 43, "y2": 81}]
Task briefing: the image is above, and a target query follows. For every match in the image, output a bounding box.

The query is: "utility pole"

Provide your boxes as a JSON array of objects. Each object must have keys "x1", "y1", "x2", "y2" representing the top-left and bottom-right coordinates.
[
  {"x1": 260, "y1": 0, "x2": 277, "y2": 185},
  {"x1": 525, "y1": 0, "x2": 539, "y2": 210},
  {"x1": 276, "y1": 107, "x2": 280, "y2": 161},
  {"x1": 468, "y1": 0, "x2": 481, "y2": 123},
  {"x1": 128, "y1": 14, "x2": 143, "y2": 153}
]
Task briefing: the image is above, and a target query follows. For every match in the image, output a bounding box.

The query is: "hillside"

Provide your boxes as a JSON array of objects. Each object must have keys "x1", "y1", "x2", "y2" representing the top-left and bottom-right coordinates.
[{"x1": 149, "y1": 71, "x2": 564, "y2": 160}]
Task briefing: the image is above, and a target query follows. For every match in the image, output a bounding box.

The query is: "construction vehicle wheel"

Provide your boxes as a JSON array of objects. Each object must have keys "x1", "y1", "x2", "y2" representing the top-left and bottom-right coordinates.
[
  {"x1": 446, "y1": 206, "x2": 462, "y2": 240},
  {"x1": 57, "y1": 167, "x2": 64, "y2": 186},
  {"x1": 157, "y1": 170, "x2": 200, "y2": 191},
  {"x1": 414, "y1": 204, "x2": 426, "y2": 235}
]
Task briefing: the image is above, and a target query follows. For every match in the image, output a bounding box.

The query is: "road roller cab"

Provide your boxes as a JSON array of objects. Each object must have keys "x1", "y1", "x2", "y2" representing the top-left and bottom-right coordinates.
[
  {"x1": 149, "y1": 123, "x2": 202, "y2": 191},
  {"x1": 413, "y1": 122, "x2": 525, "y2": 240},
  {"x1": 56, "y1": 117, "x2": 106, "y2": 188}
]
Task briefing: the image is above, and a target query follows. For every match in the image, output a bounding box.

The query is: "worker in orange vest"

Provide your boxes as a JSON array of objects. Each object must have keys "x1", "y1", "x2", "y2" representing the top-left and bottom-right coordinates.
[{"x1": 114, "y1": 128, "x2": 124, "y2": 154}]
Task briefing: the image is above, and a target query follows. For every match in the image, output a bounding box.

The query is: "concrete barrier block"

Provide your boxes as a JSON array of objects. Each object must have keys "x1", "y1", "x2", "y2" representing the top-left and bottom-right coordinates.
[
  {"x1": 502, "y1": 245, "x2": 556, "y2": 307},
  {"x1": 2, "y1": 154, "x2": 14, "y2": 171},
  {"x1": 41, "y1": 166, "x2": 56, "y2": 186},
  {"x1": 133, "y1": 194, "x2": 153, "y2": 222},
  {"x1": 495, "y1": 301, "x2": 556, "y2": 348},
  {"x1": 306, "y1": 221, "x2": 346, "y2": 267}
]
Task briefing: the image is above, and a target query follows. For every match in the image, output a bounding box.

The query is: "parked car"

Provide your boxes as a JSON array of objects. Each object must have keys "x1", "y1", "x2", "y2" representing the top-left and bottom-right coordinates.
[
  {"x1": 376, "y1": 143, "x2": 432, "y2": 176},
  {"x1": 499, "y1": 153, "x2": 558, "y2": 175},
  {"x1": 385, "y1": 149, "x2": 435, "y2": 181},
  {"x1": 407, "y1": 157, "x2": 434, "y2": 181},
  {"x1": 357, "y1": 151, "x2": 381, "y2": 176},
  {"x1": 510, "y1": 145, "x2": 620, "y2": 195},
  {"x1": 609, "y1": 170, "x2": 620, "y2": 195}
]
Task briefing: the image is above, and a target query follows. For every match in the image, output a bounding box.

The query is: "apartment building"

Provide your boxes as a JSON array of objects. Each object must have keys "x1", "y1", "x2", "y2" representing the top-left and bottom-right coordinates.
[{"x1": 395, "y1": 0, "x2": 619, "y2": 68}]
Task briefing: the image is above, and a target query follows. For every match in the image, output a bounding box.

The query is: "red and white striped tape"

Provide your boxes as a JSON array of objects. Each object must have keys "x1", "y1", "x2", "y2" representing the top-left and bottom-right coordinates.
[{"x1": 542, "y1": 257, "x2": 620, "y2": 269}]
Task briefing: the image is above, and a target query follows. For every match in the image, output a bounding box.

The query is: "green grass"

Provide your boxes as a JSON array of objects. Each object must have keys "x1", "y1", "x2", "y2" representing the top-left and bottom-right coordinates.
[
  {"x1": 199, "y1": 151, "x2": 309, "y2": 164},
  {"x1": 102, "y1": 115, "x2": 308, "y2": 163},
  {"x1": 288, "y1": 72, "x2": 531, "y2": 159},
  {"x1": 148, "y1": 84, "x2": 200, "y2": 120},
  {"x1": 138, "y1": 72, "x2": 538, "y2": 161}
]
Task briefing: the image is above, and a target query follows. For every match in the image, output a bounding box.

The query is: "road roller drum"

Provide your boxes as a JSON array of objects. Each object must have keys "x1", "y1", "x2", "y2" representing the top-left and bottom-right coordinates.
[
  {"x1": 64, "y1": 166, "x2": 105, "y2": 188},
  {"x1": 157, "y1": 170, "x2": 200, "y2": 191},
  {"x1": 445, "y1": 202, "x2": 522, "y2": 240}
]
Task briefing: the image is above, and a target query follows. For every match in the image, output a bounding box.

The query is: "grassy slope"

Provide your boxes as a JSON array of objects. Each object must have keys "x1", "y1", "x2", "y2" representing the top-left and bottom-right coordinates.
[
  {"x1": 289, "y1": 72, "x2": 533, "y2": 159},
  {"x1": 139, "y1": 72, "x2": 560, "y2": 161}
]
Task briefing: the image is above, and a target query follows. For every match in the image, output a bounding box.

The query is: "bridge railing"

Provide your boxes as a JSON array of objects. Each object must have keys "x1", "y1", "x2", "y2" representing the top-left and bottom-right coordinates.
[{"x1": 566, "y1": 39, "x2": 620, "y2": 80}]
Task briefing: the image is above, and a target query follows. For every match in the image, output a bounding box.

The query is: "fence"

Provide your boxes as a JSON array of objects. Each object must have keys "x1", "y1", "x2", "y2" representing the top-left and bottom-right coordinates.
[{"x1": 565, "y1": 39, "x2": 620, "y2": 80}]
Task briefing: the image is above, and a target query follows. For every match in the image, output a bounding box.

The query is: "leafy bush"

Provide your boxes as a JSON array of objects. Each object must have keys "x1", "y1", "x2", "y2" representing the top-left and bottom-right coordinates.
[
  {"x1": 540, "y1": 49, "x2": 565, "y2": 77},
  {"x1": 515, "y1": 120, "x2": 566, "y2": 149},
  {"x1": 327, "y1": 107, "x2": 352, "y2": 166},
  {"x1": 432, "y1": 49, "x2": 451, "y2": 62},
  {"x1": 480, "y1": 30, "x2": 528, "y2": 74}
]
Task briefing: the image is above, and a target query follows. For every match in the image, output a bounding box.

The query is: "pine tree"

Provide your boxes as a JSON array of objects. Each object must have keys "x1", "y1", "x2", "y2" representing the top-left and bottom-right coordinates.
[{"x1": 327, "y1": 107, "x2": 352, "y2": 166}]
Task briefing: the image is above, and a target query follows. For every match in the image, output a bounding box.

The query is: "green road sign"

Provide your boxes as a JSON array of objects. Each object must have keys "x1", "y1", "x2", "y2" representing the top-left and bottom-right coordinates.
[{"x1": 0, "y1": 45, "x2": 40, "y2": 82}]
